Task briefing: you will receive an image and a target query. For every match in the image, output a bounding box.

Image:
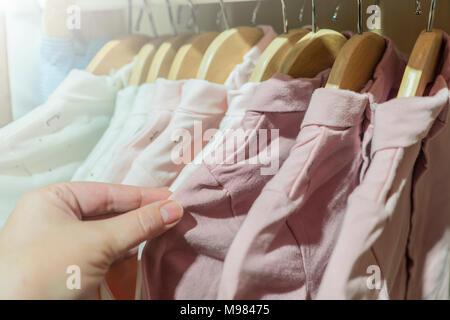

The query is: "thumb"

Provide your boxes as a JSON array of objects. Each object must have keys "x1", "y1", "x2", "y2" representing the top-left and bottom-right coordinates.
[{"x1": 93, "y1": 200, "x2": 183, "y2": 260}]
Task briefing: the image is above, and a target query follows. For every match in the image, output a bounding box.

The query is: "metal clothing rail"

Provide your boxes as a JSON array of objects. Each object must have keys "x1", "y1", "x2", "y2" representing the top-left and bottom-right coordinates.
[{"x1": 37, "y1": 0, "x2": 259, "y2": 11}]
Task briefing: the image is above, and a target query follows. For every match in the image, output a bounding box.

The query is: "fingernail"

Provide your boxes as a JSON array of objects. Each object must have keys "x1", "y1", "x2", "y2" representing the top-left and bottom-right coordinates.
[{"x1": 160, "y1": 201, "x2": 183, "y2": 225}]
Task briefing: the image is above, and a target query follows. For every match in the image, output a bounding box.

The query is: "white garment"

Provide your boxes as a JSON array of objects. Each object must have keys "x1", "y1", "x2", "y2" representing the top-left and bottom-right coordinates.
[
  {"x1": 224, "y1": 25, "x2": 277, "y2": 89},
  {"x1": 0, "y1": 61, "x2": 134, "y2": 229},
  {"x1": 121, "y1": 79, "x2": 228, "y2": 187},
  {"x1": 100, "y1": 79, "x2": 184, "y2": 184},
  {"x1": 169, "y1": 81, "x2": 261, "y2": 192},
  {"x1": 5, "y1": 0, "x2": 42, "y2": 120},
  {"x1": 71, "y1": 85, "x2": 139, "y2": 181}
]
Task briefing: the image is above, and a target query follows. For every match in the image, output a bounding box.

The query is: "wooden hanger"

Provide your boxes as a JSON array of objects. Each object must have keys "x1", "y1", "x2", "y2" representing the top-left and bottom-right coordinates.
[
  {"x1": 86, "y1": 35, "x2": 150, "y2": 76},
  {"x1": 128, "y1": 38, "x2": 167, "y2": 86},
  {"x1": 168, "y1": 32, "x2": 219, "y2": 80},
  {"x1": 325, "y1": 0, "x2": 386, "y2": 91},
  {"x1": 145, "y1": 34, "x2": 193, "y2": 83},
  {"x1": 196, "y1": 27, "x2": 263, "y2": 84},
  {"x1": 279, "y1": 29, "x2": 347, "y2": 78},
  {"x1": 398, "y1": 29, "x2": 443, "y2": 98},
  {"x1": 250, "y1": 28, "x2": 310, "y2": 82},
  {"x1": 325, "y1": 32, "x2": 386, "y2": 91}
]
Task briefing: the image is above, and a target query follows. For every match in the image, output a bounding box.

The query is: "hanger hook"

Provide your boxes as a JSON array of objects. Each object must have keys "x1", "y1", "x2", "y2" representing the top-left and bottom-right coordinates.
[
  {"x1": 298, "y1": 0, "x2": 306, "y2": 25},
  {"x1": 142, "y1": 0, "x2": 158, "y2": 37},
  {"x1": 415, "y1": 0, "x2": 423, "y2": 15},
  {"x1": 251, "y1": 0, "x2": 263, "y2": 26},
  {"x1": 357, "y1": 0, "x2": 363, "y2": 34},
  {"x1": 312, "y1": 0, "x2": 317, "y2": 33},
  {"x1": 332, "y1": 0, "x2": 342, "y2": 21},
  {"x1": 280, "y1": 0, "x2": 288, "y2": 33},
  {"x1": 186, "y1": 0, "x2": 200, "y2": 34},
  {"x1": 166, "y1": 0, "x2": 178, "y2": 35},
  {"x1": 427, "y1": 0, "x2": 437, "y2": 32},
  {"x1": 128, "y1": 0, "x2": 133, "y2": 34},
  {"x1": 218, "y1": 0, "x2": 231, "y2": 30}
]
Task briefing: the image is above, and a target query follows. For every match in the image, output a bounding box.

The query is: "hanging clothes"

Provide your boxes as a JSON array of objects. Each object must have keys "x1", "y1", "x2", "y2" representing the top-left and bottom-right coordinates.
[
  {"x1": 100, "y1": 26, "x2": 277, "y2": 187},
  {"x1": 406, "y1": 34, "x2": 450, "y2": 300},
  {"x1": 142, "y1": 70, "x2": 330, "y2": 299},
  {"x1": 100, "y1": 78, "x2": 186, "y2": 184},
  {"x1": 317, "y1": 35, "x2": 450, "y2": 299},
  {"x1": 216, "y1": 38, "x2": 406, "y2": 300},
  {"x1": 0, "y1": 60, "x2": 134, "y2": 229},
  {"x1": 72, "y1": 83, "x2": 156, "y2": 182},
  {"x1": 170, "y1": 81, "x2": 260, "y2": 192}
]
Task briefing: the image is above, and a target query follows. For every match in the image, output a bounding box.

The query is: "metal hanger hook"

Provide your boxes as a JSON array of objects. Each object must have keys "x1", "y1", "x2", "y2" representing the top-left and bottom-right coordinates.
[
  {"x1": 332, "y1": 0, "x2": 342, "y2": 21},
  {"x1": 298, "y1": 0, "x2": 306, "y2": 25},
  {"x1": 251, "y1": 0, "x2": 263, "y2": 26},
  {"x1": 218, "y1": 0, "x2": 231, "y2": 30},
  {"x1": 186, "y1": 0, "x2": 200, "y2": 34},
  {"x1": 143, "y1": 0, "x2": 158, "y2": 37},
  {"x1": 312, "y1": 0, "x2": 317, "y2": 33},
  {"x1": 357, "y1": 0, "x2": 363, "y2": 34},
  {"x1": 415, "y1": 0, "x2": 423, "y2": 15},
  {"x1": 427, "y1": 0, "x2": 437, "y2": 32},
  {"x1": 166, "y1": 0, "x2": 178, "y2": 35},
  {"x1": 128, "y1": 0, "x2": 133, "y2": 34},
  {"x1": 280, "y1": 0, "x2": 288, "y2": 33}
]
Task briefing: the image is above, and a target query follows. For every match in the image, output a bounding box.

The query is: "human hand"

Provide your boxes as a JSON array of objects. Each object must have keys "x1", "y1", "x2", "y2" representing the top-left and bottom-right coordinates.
[{"x1": 0, "y1": 183, "x2": 183, "y2": 300}]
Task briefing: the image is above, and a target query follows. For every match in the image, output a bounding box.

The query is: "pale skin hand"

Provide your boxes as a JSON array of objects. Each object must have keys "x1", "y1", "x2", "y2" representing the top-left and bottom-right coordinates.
[{"x1": 0, "y1": 183, "x2": 183, "y2": 300}]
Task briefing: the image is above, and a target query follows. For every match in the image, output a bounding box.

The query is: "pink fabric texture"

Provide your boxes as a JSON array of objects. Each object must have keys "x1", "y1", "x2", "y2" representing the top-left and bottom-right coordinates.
[
  {"x1": 406, "y1": 33, "x2": 450, "y2": 300},
  {"x1": 101, "y1": 79, "x2": 184, "y2": 183},
  {"x1": 317, "y1": 81, "x2": 450, "y2": 299},
  {"x1": 217, "y1": 39, "x2": 406, "y2": 300},
  {"x1": 142, "y1": 71, "x2": 330, "y2": 299}
]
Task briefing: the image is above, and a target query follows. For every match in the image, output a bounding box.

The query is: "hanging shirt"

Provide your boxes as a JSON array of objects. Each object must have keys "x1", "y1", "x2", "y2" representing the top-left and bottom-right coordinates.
[
  {"x1": 39, "y1": 37, "x2": 111, "y2": 103},
  {"x1": 317, "y1": 84, "x2": 449, "y2": 299},
  {"x1": 100, "y1": 78, "x2": 185, "y2": 184},
  {"x1": 142, "y1": 70, "x2": 330, "y2": 300},
  {"x1": 0, "y1": 61, "x2": 134, "y2": 229},
  {"x1": 217, "y1": 37, "x2": 406, "y2": 300},
  {"x1": 169, "y1": 81, "x2": 260, "y2": 192},
  {"x1": 121, "y1": 79, "x2": 229, "y2": 187},
  {"x1": 71, "y1": 85, "x2": 139, "y2": 181},
  {"x1": 104, "y1": 25, "x2": 277, "y2": 187},
  {"x1": 405, "y1": 33, "x2": 450, "y2": 300}
]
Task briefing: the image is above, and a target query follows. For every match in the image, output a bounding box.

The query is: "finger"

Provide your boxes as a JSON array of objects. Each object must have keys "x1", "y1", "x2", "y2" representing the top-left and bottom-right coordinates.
[
  {"x1": 93, "y1": 200, "x2": 183, "y2": 259},
  {"x1": 42, "y1": 182, "x2": 171, "y2": 219}
]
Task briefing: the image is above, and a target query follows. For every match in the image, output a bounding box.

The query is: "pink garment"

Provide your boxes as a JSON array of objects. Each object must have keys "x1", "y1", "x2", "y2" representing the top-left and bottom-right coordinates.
[
  {"x1": 218, "y1": 88, "x2": 369, "y2": 300},
  {"x1": 142, "y1": 70, "x2": 330, "y2": 299},
  {"x1": 406, "y1": 33, "x2": 450, "y2": 299},
  {"x1": 100, "y1": 79, "x2": 184, "y2": 183},
  {"x1": 317, "y1": 85, "x2": 449, "y2": 300},
  {"x1": 217, "y1": 38, "x2": 406, "y2": 300}
]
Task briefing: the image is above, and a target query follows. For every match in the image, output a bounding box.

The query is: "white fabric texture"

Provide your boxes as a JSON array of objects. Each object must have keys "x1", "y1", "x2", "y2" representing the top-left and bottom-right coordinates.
[
  {"x1": 169, "y1": 81, "x2": 261, "y2": 192},
  {"x1": 100, "y1": 79, "x2": 184, "y2": 184},
  {"x1": 71, "y1": 85, "x2": 139, "y2": 181},
  {"x1": 121, "y1": 79, "x2": 228, "y2": 187},
  {"x1": 0, "y1": 61, "x2": 134, "y2": 229},
  {"x1": 74, "y1": 83, "x2": 157, "y2": 182}
]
